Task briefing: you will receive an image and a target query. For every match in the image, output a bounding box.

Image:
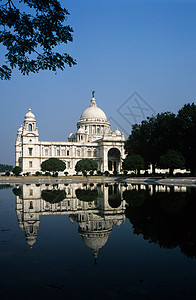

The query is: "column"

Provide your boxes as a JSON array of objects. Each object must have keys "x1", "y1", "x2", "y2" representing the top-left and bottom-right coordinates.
[{"x1": 103, "y1": 148, "x2": 108, "y2": 172}]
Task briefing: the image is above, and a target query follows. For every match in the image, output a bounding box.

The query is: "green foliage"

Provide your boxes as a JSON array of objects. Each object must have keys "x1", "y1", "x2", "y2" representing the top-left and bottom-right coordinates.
[
  {"x1": 35, "y1": 171, "x2": 42, "y2": 176},
  {"x1": 0, "y1": 163, "x2": 13, "y2": 172},
  {"x1": 12, "y1": 166, "x2": 22, "y2": 176},
  {"x1": 75, "y1": 159, "x2": 98, "y2": 175},
  {"x1": 45, "y1": 171, "x2": 51, "y2": 176},
  {"x1": 125, "y1": 104, "x2": 196, "y2": 175},
  {"x1": 41, "y1": 158, "x2": 66, "y2": 175},
  {"x1": 122, "y1": 154, "x2": 144, "y2": 174},
  {"x1": 75, "y1": 188, "x2": 98, "y2": 202},
  {"x1": 157, "y1": 149, "x2": 185, "y2": 175},
  {"x1": 41, "y1": 189, "x2": 66, "y2": 203},
  {"x1": 89, "y1": 170, "x2": 94, "y2": 176},
  {"x1": 0, "y1": 0, "x2": 76, "y2": 80},
  {"x1": 177, "y1": 103, "x2": 196, "y2": 175}
]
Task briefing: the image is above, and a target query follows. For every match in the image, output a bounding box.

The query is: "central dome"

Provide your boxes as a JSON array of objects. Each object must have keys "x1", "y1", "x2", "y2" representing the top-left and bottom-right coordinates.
[{"x1": 80, "y1": 97, "x2": 107, "y2": 121}]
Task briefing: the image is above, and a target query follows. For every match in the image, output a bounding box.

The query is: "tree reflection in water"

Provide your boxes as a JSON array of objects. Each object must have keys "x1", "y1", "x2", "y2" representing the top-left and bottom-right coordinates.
[
  {"x1": 124, "y1": 186, "x2": 196, "y2": 258},
  {"x1": 14, "y1": 183, "x2": 126, "y2": 257},
  {"x1": 75, "y1": 188, "x2": 98, "y2": 202},
  {"x1": 12, "y1": 182, "x2": 196, "y2": 259},
  {"x1": 41, "y1": 189, "x2": 66, "y2": 203}
]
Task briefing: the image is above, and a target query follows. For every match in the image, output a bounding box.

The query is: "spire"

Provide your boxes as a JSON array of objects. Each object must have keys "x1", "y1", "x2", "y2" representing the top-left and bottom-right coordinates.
[
  {"x1": 90, "y1": 91, "x2": 97, "y2": 107},
  {"x1": 92, "y1": 249, "x2": 98, "y2": 265}
]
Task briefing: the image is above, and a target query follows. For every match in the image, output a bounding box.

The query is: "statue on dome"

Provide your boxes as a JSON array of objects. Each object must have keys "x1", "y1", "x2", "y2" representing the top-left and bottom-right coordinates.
[{"x1": 92, "y1": 90, "x2": 95, "y2": 98}]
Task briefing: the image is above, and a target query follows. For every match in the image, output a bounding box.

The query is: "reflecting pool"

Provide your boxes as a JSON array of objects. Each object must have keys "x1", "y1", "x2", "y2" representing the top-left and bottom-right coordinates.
[{"x1": 0, "y1": 183, "x2": 196, "y2": 299}]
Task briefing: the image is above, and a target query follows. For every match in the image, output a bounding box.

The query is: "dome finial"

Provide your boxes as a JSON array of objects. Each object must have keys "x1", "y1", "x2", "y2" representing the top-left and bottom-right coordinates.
[{"x1": 90, "y1": 91, "x2": 97, "y2": 107}]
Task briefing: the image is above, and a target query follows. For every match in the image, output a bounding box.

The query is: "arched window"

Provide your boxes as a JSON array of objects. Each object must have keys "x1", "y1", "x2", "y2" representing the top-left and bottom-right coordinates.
[{"x1": 28, "y1": 124, "x2": 32, "y2": 131}]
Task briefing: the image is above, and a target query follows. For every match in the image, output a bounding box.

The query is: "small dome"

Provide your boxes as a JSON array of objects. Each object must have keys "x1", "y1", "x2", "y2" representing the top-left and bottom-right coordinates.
[
  {"x1": 18, "y1": 125, "x2": 23, "y2": 133},
  {"x1": 25, "y1": 108, "x2": 35, "y2": 120},
  {"x1": 80, "y1": 97, "x2": 107, "y2": 121},
  {"x1": 26, "y1": 235, "x2": 37, "y2": 248},
  {"x1": 77, "y1": 127, "x2": 85, "y2": 133}
]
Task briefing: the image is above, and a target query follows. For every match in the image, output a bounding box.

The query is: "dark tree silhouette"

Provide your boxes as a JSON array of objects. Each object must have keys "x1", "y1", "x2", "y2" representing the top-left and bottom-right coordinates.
[
  {"x1": 125, "y1": 105, "x2": 196, "y2": 175},
  {"x1": 75, "y1": 188, "x2": 98, "y2": 202},
  {"x1": 12, "y1": 187, "x2": 22, "y2": 196},
  {"x1": 0, "y1": 0, "x2": 76, "y2": 79},
  {"x1": 122, "y1": 154, "x2": 144, "y2": 175},
  {"x1": 177, "y1": 103, "x2": 196, "y2": 175},
  {"x1": 41, "y1": 158, "x2": 66, "y2": 175},
  {"x1": 12, "y1": 166, "x2": 22, "y2": 176},
  {"x1": 157, "y1": 149, "x2": 185, "y2": 176},
  {"x1": 124, "y1": 187, "x2": 196, "y2": 258},
  {"x1": 41, "y1": 189, "x2": 66, "y2": 203},
  {"x1": 75, "y1": 159, "x2": 98, "y2": 176},
  {"x1": 0, "y1": 164, "x2": 13, "y2": 172}
]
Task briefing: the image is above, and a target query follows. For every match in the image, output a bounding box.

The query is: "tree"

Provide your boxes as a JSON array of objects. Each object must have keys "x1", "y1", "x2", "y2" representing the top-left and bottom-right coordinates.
[
  {"x1": 12, "y1": 166, "x2": 22, "y2": 176},
  {"x1": 75, "y1": 159, "x2": 98, "y2": 176},
  {"x1": 177, "y1": 103, "x2": 196, "y2": 176},
  {"x1": 122, "y1": 154, "x2": 144, "y2": 175},
  {"x1": 41, "y1": 158, "x2": 66, "y2": 176},
  {"x1": 125, "y1": 112, "x2": 178, "y2": 175},
  {"x1": 0, "y1": 0, "x2": 76, "y2": 80},
  {"x1": 157, "y1": 149, "x2": 185, "y2": 176},
  {"x1": 0, "y1": 163, "x2": 13, "y2": 172}
]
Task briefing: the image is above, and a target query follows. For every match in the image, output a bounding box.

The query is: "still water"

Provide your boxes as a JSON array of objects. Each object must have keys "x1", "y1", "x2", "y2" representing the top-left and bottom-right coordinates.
[{"x1": 0, "y1": 182, "x2": 196, "y2": 299}]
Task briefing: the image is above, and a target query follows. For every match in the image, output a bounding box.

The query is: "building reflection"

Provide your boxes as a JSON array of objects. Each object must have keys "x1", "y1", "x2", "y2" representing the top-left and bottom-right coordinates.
[
  {"x1": 15, "y1": 182, "x2": 190, "y2": 259},
  {"x1": 15, "y1": 183, "x2": 126, "y2": 260}
]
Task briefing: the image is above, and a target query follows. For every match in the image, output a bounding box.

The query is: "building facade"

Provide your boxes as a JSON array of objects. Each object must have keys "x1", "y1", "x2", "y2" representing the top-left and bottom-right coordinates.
[{"x1": 15, "y1": 95, "x2": 125, "y2": 174}]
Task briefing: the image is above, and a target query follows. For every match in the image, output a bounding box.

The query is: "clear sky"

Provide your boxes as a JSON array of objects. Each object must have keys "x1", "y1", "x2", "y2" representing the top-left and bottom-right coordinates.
[{"x1": 0, "y1": 0, "x2": 196, "y2": 165}]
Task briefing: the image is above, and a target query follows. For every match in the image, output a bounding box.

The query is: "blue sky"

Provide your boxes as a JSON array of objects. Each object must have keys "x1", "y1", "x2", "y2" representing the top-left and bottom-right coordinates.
[{"x1": 0, "y1": 0, "x2": 196, "y2": 165}]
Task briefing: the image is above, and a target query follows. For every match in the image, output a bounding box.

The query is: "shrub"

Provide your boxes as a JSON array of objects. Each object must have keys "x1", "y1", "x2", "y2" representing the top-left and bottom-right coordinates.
[{"x1": 35, "y1": 171, "x2": 42, "y2": 176}]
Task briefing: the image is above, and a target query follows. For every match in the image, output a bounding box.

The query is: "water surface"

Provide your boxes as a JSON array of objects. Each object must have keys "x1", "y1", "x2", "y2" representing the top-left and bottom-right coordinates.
[{"x1": 0, "y1": 183, "x2": 196, "y2": 299}]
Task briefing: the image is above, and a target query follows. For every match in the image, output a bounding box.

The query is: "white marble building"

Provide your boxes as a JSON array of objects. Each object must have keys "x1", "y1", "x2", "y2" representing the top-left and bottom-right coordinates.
[{"x1": 15, "y1": 94, "x2": 125, "y2": 174}]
